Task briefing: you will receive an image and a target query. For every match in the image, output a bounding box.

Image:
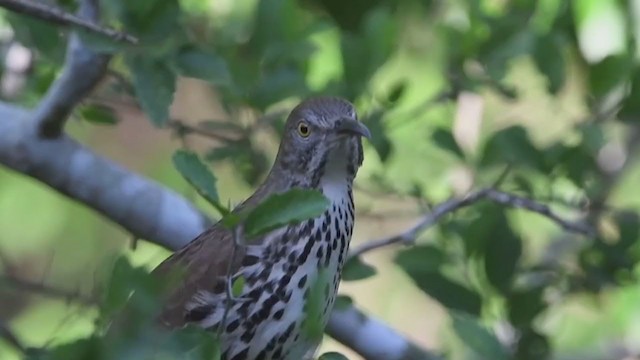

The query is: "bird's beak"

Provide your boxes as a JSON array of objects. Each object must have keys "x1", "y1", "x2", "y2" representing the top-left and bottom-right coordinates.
[{"x1": 336, "y1": 119, "x2": 372, "y2": 139}]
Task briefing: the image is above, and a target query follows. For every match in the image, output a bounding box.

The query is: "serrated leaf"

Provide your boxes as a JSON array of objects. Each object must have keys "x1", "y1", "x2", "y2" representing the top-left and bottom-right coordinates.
[
  {"x1": 244, "y1": 189, "x2": 329, "y2": 238},
  {"x1": 172, "y1": 150, "x2": 227, "y2": 214},
  {"x1": 127, "y1": 56, "x2": 176, "y2": 126},
  {"x1": 318, "y1": 352, "x2": 350, "y2": 360},
  {"x1": 451, "y1": 312, "x2": 509, "y2": 360},
  {"x1": 341, "y1": 256, "x2": 376, "y2": 281},
  {"x1": 79, "y1": 105, "x2": 119, "y2": 125},
  {"x1": 173, "y1": 47, "x2": 231, "y2": 85},
  {"x1": 432, "y1": 128, "x2": 465, "y2": 160}
]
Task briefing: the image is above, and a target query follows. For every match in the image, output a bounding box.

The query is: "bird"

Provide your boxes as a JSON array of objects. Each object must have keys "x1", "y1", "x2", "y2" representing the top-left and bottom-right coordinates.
[{"x1": 151, "y1": 97, "x2": 371, "y2": 360}]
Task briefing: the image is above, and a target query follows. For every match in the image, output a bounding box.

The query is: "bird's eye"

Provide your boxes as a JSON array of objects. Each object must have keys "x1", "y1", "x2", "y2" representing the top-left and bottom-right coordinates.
[{"x1": 297, "y1": 122, "x2": 310, "y2": 138}]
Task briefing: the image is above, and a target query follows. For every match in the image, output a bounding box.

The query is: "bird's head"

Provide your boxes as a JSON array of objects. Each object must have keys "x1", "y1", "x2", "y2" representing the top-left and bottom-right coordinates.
[{"x1": 272, "y1": 97, "x2": 370, "y2": 187}]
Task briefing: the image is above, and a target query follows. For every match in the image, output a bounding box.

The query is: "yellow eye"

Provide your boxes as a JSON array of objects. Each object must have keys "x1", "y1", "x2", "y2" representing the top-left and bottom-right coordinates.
[{"x1": 297, "y1": 122, "x2": 310, "y2": 137}]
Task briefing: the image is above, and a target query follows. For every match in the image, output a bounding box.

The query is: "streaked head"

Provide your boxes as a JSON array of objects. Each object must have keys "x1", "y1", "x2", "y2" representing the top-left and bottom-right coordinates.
[{"x1": 272, "y1": 97, "x2": 370, "y2": 186}]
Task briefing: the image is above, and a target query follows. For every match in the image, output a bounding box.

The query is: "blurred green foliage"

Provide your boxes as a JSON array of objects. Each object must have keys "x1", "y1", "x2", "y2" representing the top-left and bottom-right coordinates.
[{"x1": 2, "y1": 0, "x2": 640, "y2": 359}]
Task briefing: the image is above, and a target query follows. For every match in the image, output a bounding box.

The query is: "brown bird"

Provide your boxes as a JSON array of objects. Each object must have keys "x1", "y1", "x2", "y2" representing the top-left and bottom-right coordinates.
[{"x1": 151, "y1": 97, "x2": 370, "y2": 360}]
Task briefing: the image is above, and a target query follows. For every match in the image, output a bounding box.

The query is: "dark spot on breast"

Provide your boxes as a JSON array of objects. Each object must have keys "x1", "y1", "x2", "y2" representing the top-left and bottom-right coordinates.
[
  {"x1": 242, "y1": 255, "x2": 259, "y2": 266},
  {"x1": 184, "y1": 304, "x2": 213, "y2": 322},
  {"x1": 273, "y1": 308, "x2": 284, "y2": 320},
  {"x1": 298, "y1": 275, "x2": 307, "y2": 288},
  {"x1": 230, "y1": 347, "x2": 249, "y2": 360},
  {"x1": 226, "y1": 319, "x2": 240, "y2": 332},
  {"x1": 316, "y1": 246, "x2": 324, "y2": 259}
]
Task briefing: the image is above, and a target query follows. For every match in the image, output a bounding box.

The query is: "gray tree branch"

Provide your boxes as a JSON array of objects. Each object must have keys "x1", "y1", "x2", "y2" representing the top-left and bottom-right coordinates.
[
  {"x1": 26, "y1": 0, "x2": 111, "y2": 138},
  {"x1": 349, "y1": 188, "x2": 594, "y2": 259}
]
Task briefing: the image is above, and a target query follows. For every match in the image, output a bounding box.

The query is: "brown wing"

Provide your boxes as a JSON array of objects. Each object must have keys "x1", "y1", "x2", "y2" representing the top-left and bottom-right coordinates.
[{"x1": 151, "y1": 224, "x2": 246, "y2": 328}]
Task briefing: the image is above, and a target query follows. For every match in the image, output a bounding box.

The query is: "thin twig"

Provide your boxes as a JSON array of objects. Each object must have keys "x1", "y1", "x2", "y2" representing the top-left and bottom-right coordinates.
[
  {"x1": 33, "y1": 0, "x2": 111, "y2": 138},
  {"x1": 0, "y1": 0, "x2": 137, "y2": 44},
  {"x1": 0, "y1": 322, "x2": 25, "y2": 353},
  {"x1": 349, "y1": 188, "x2": 594, "y2": 259},
  {"x1": 217, "y1": 226, "x2": 242, "y2": 340},
  {"x1": 168, "y1": 119, "x2": 239, "y2": 143},
  {"x1": 0, "y1": 274, "x2": 96, "y2": 306}
]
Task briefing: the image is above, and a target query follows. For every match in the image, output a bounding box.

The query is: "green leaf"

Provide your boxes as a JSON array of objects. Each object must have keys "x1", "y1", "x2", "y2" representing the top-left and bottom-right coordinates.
[
  {"x1": 451, "y1": 312, "x2": 509, "y2": 360},
  {"x1": 481, "y1": 126, "x2": 545, "y2": 171},
  {"x1": 173, "y1": 47, "x2": 231, "y2": 85},
  {"x1": 79, "y1": 105, "x2": 118, "y2": 125},
  {"x1": 364, "y1": 111, "x2": 392, "y2": 162},
  {"x1": 484, "y1": 212, "x2": 522, "y2": 294},
  {"x1": 244, "y1": 189, "x2": 329, "y2": 238},
  {"x1": 396, "y1": 265, "x2": 482, "y2": 315},
  {"x1": 341, "y1": 256, "x2": 376, "y2": 281},
  {"x1": 172, "y1": 150, "x2": 226, "y2": 214},
  {"x1": 532, "y1": 33, "x2": 566, "y2": 94},
  {"x1": 334, "y1": 295, "x2": 353, "y2": 310},
  {"x1": 589, "y1": 54, "x2": 633, "y2": 98},
  {"x1": 232, "y1": 276, "x2": 245, "y2": 297},
  {"x1": 127, "y1": 56, "x2": 176, "y2": 126},
  {"x1": 395, "y1": 245, "x2": 447, "y2": 273},
  {"x1": 318, "y1": 352, "x2": 350, "y2": 360},
  {"x1": 432, "y1": 128, "x2": 465, "y2": 160},
  {"x1": 507, "y1": 287, "x2": 546, "y2": 328}
]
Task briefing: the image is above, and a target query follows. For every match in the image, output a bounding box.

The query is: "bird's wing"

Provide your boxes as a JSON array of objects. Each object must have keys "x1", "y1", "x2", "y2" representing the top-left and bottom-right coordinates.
[{"x1": 151, "y1": 224, "x2": 247, "y2": 328}]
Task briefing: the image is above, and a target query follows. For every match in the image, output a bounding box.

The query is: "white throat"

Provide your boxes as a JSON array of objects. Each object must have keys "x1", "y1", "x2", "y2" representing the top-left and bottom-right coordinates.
[{"x1": 320, "y1": 145, "x2": 351, "y2": 203}]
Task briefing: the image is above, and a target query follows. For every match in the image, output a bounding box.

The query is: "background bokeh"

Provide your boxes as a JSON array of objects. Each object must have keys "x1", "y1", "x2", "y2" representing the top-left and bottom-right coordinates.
[{"x1": 1, "y1": 0, "x2": 640, "y2": 359}]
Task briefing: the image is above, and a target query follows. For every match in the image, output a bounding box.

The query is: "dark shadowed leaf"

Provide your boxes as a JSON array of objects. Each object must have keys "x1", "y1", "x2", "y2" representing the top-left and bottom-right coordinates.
[
  {"x1": 244, "y1": 189, "x2": 329, "y2": 238},
  {"x1": 79, "y1": 105, "x2": 119, "y2": 125},
  {"x1": 127, "y1": 56, "x2": 176, "y2": 126},
  {"x1": 334, "y1": 295, "x2": 353, "y2": 310},
  {"x1": 173, "y1": 47, "x2": 231, "y2": 85},
  {"x1": 515, "y1": 328, "x2": 550, "y2": 360},
  {"x1": 319, "y1": 352, "x2": 350, "y2": 360},
  {"x1": 395, "y1": 262, "x2": 482, "y2": 315},
  {"x1": 532, "y1": 33, "x2": 566, "y2": 94},
  {"x1": 172, "y1": 150, "x2": 226, "y2": 214},
  {"x1": 395, "y1": 245, "x2": 447, "y2": 273},
  {"x1": 507, "y1": 287, "x2": 546, "y2": 328},
  {"x1": 481, "y1": 126, "x2": 545, "y2": 171},
  {"x1": 432, "y1": 128, "x2": 465, "y2": 160},
  {"x1": 619, "y1": 70, "x2": 640, "y2": 124},
  {"x1": 589, "y1": 54, "x2": 633, "y2": 98},
  {"x1": 451, "y1": 312, "x2": 509, "y2": 360},
  {"x1": 364, "y1": 111, "x2": 392, "y2": 162},
  {"x1": 386, "y1": 81, "x2": 407, "y2": 104},
  {"x1": 484, "y1": 212, "x2": 522, "y2": 294},
  {"x1": 342, "y1": 256, "x2": 377, "y2": 281}
]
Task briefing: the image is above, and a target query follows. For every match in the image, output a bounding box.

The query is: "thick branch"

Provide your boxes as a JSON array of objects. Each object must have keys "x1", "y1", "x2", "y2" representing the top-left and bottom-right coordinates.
[
  {"x1": 0, "y1": 0, "x2": 136, "y2": 44},
  {"x1": 328, "y1": 306, "x2": 443, "y2": 360},
  {"x1": 0, "y1": 103, "x2": 209, "y2": 249},
  {"x1": 349, "y1": 188, "x2": 594, "y2": 259},
  {"x1": 27, "y1": 0, "x2": 111, "y2": 138}
]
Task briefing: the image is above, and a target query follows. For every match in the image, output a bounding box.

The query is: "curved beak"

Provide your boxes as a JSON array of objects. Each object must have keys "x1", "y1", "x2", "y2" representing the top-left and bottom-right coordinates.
[{"x1": 335, "y1": 118, "x2": 371, "y2": 139}]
